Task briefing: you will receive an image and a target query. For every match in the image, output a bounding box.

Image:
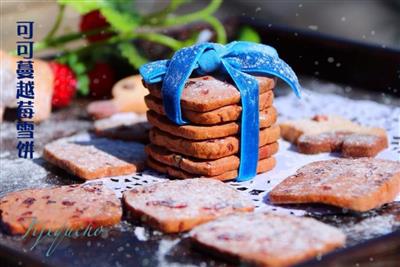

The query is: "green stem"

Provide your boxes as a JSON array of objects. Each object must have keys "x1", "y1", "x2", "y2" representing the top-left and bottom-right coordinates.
[
  {"x1": 34, "y1": 27, "x2": 112, "y2": 52},
  {"x1": 203, "y1": 16, "x2": 227, "y2": 44},
  {"x1": 143, "y1": 0, "x2": 187, "y2": 25},
  {"x1": 44, "y1": 5, "x2": 65, "y2": 41},
  {"x1": 135, "y1": 32, "x2": 184, "y2": 50},
  {"x1": 163, "y1": 0, "x2": 222, "y2": 26},
  {"x1": 68, "y1": 32, "x2": 184, "y2": 56}
]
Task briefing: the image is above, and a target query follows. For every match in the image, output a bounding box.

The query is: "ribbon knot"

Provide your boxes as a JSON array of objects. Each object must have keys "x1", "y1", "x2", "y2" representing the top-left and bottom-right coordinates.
[
  {"x1": 140, "y1": 41, "x2": 301, "y2": 181},
  {"x1": 198, "y1": 49, "x2": 221, "y2": 74}
]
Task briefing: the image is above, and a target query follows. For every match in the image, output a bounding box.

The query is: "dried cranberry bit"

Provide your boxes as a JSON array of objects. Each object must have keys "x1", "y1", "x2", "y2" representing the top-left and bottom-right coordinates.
[
  {"x1": 203, "y1": 202, "x2": 229, "y2": 211},
  {"x1": 312, "y1": 114, "x2": 328, "y2": 122},
  {"x1": 216, "y1": 233, "x2": 248, "y2": 241},
  {"x1": 200, "y1": 88, "x2": 209, "y2": 95},
  {"x1": 106, "y1": 201, "x2": 118, "y2": 207},
  {"x1": 62, "y1": 201, "x2": 76, "y2": 206},
  {"x1": 146, "y1": 200, "x2": 187, "y2": 209},
  {"x1": 21, "y1": 211, "x2": 33, "y2": 216},
  {"x1": 22, "y1": 197, "x2": 36, "y2": 206},
  {"x1": 322, "y1": 185, "x2": 332, "y2": 190},
  {"x1": 75, "y1": 208, "x2": 84, "y2": 214},
  {"x1": 313, "y1": 168, "x2": 325, "y2": 175},
  {"x1": 227, "y1": 144, "x2": 234, "y2": 151},
  {"x1": 185, "y1": 81, "x2": 196, "y2": 88}
]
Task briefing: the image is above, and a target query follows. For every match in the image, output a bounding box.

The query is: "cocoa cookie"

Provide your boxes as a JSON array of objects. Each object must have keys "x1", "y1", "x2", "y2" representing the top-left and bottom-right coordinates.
[
  {"x1": 149, "y1": 125, "x2": 280, "y2": 159},
  {"x1": 147, "y1": 155, "x2": 276, "y2": 180},
  {"x1": 144, "y1": 90, "x2": 274, "y2": 125},
  {"x1": 146, "y1": 107, "x2": 277, "y2": 140},
  {"x1": 280, "y1": 115, "x2": 388, "y2": 157},
  {"x1": 298, "y1": 132, "x2": 388, "y2": 157},
  {"x1": 145, "y1": 143, "x2": 278, "y2": 176},
  {"x1": 146, "y1": 157, "x2": 239, "y2": 180},
  {"x1": 43, "y1": 136, "x2": 146, "y2": 180},
  {"x1": 269, "y1": 158, "x2": 400, "y2": 212},
  {"x1": 0, "y1": 184, "x2": 122, "y2": 235},
  {"x1": 93, "y1": 112, "x2": 151, "y2": 143},
  {"x1": 190, "y1": 212, "x2": 345, "y2": 267},
  {"x1": 145, "y1": 75, "x2": 275, "y2": 112},
  {"x1": 122, "y1": 178, "x2": 254, "y2": 233}
]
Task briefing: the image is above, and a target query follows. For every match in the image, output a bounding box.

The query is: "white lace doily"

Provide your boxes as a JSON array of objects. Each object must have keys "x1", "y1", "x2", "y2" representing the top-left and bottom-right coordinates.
[{"x1": 88, "y1": 89, "x2": 400, "y2": 216}]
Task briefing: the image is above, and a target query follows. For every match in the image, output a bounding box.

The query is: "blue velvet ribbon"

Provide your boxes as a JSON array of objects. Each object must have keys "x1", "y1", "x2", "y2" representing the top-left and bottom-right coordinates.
[{"x1": 140, "y1": 41, "x2": 301, "y2": 181}]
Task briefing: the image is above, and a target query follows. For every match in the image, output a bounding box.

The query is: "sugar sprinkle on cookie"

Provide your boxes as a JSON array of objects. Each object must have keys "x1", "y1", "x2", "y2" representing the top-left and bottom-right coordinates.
[
  {"x1": 279, "y1": 115, "x2": 388, "y2": 157},
  {"x1": 123, "y1": 178, "x2": 254, "y2": 233},
  {"x1": 269, "y1": 158, "x2": 400, "y2": 211},
  {"x1": 190, "y1": 212, "x2": 345, "y2": 267},
  {"x1": 0, "y1": 184, "x2": 122, "y2": 234}
]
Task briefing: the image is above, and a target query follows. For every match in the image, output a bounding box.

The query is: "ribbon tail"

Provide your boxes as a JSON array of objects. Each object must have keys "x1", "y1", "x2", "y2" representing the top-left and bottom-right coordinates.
[
  {"x1": 224, "y1": 49, "x2": 301, "y2": 98},
  {"x1": 139, "y1": 60, "x2": 169, "y2": 84},
  {"x1": 254, "y1": 59, "x2": 302, "y2": 98},
  {"x1": 222, "y1": 61, "x2": 259, "y2": 181}
]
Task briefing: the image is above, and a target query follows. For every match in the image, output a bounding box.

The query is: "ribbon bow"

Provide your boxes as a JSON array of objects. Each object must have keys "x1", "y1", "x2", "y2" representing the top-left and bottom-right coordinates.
[{"x1": 140, "y1": 41, "x2": 301, "y2": 181}]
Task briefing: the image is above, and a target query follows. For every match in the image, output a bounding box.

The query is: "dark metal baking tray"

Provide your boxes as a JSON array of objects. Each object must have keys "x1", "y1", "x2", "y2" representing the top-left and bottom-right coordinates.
[{"x1": 1, "y1": 18, "x2": 399, "y2": 267}]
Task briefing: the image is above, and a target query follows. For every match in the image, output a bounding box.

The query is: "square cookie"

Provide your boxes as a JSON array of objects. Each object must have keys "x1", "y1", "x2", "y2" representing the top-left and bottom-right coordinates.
[
  {"x1": 190, "y1": 212, "x2": 345, "y2": 267},
  {"x1": 269, "y1": 158, "x2": 400, "y2": 211},
  {"x1": 123, "y1": 179, "x2": 254, "y2": 233},
  {"x1": 0, "y1": 184, "x2": 121, "y2": 234},
  {"x1": 43, "y1": 134, "x2": 146, "y2": 180}
]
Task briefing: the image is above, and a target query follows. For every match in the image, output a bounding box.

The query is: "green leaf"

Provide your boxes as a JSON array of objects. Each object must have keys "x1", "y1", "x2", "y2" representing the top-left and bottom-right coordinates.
[
  {"x1": 57, "y1": 0, "x2": 103, "y2": 14},
  {"x1": 100, "y1": 7, "x2": 139, "y2": 33},
  {"x1": 76, "y1": 74, "x2": 90, "y2": 95},
  {"x1": 237, "y1": 26, "x2": 261, "y2": 43},
  {"x1": 118, "y1": 42, "x2": 147, "y2": 69},
  {"x1": 59, "y1": 52, "x2": 90, "y2": 95},
  {"x1": 58, "y1": 0, "x2": 139, "y2": 33}
]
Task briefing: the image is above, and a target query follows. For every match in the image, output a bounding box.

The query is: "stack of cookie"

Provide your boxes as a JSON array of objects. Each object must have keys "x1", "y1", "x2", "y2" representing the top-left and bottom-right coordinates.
[{"x1": 143, "y1": 75, "x2": 280, "y2": 180}]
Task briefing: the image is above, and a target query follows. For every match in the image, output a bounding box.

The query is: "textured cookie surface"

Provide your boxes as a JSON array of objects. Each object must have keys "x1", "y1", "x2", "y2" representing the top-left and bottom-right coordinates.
[
  {"x1": 94, "y1": 112, "x2": 150, "y2": 143},
  {"x1": 0, "y1": 184, "x2": 122, "y2": 234},
  {"x1": 190, "y1": 212, "x2": 345, "y2": 267},
  {"x1": 150, "y1": 125, "x2": 280, "y2": 159},
  {"x1": 145, "y1": 75, "x2": 275, "y2": 112},
  {"x1": 145, "y1": 143, "x2": 278, "y2": 176},
  {"x1": 43, "y1": 137, "x2": 146, "y2": 180},
  {"x1": 123, "y1": 179, "x2": 254, "y2": 233},
  {"x1": 145, "y1": 90, "x2": 274, "y2": 125},
  {"x1": 147, "y1": 156, "x2": 276, "y2": 180},
  {"x1": 269, "y1": 158, "x2": 400, "y2": 211},
  {"x1": 147, "y1": 107, "x2": 277, "y2": 140},
  {"x1": 280, "y1": 115, "x2": 388, "y2": 157},
  {"x1": 149, "y1": 125, "x2": 280, "y2": 159}
]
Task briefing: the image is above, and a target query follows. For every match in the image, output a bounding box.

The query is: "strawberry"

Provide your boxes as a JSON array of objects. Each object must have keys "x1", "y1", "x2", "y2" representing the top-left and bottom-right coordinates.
[
  {"x1": 50, "y1": 62, "x2": 77, "y2": 108},
  {"x1": 79, "y1": 10, "x2": 111, "y2": 43},
  {"x1": 88, "y1": 62, "x2": 116, "y2": 99}
]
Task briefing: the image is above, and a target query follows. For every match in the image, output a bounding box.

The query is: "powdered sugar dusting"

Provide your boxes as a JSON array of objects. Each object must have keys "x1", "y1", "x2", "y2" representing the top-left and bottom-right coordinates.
[
  {"x1": 124, "y1": 178, "x2": 254, "y2": 223},
  {"x1": 190, "y1": 212, "x2": 345, "y2": 266}
]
